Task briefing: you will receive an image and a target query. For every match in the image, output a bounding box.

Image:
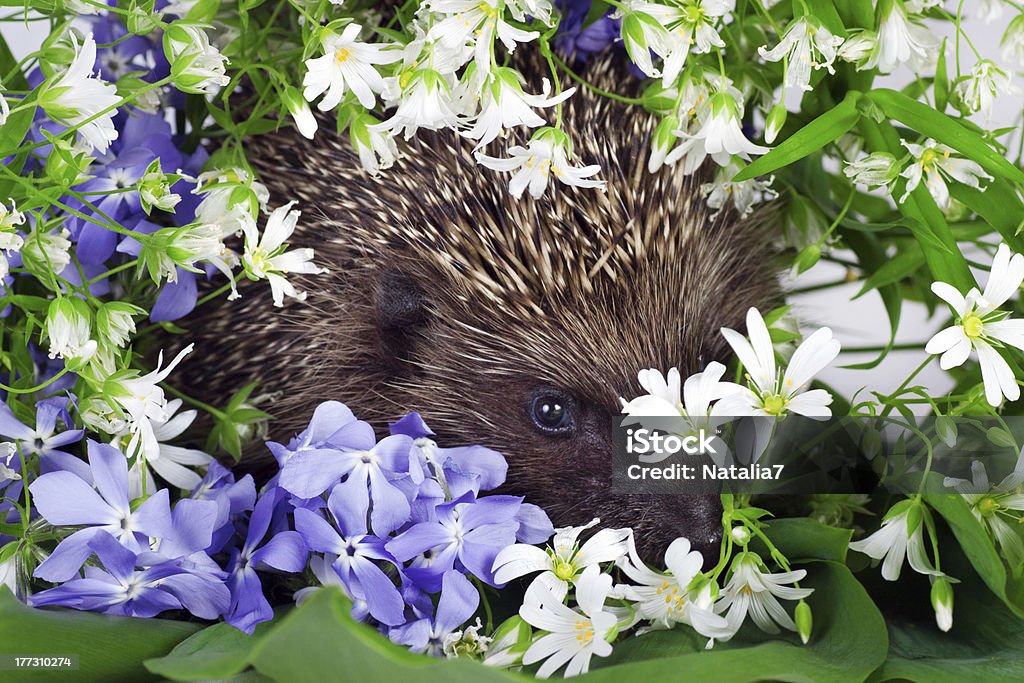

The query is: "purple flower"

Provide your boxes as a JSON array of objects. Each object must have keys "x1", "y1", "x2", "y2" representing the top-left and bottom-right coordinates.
[
  {"x1": 293, "y1": 485, "x2": 405, "y2": 626},
  {"x1": 30, "y1": 440, "x2": 174, "y2": 582},
  {"x1": 31, "y1": 531, "x2": 229, "y2": 619},
  {"x1": 225, "y1": 488, "x2": 307, "y2": 633},
  {"x1": 389, "y1": 571, "x2": 479, "y2": 656},
  {"x1": 555, "y1": 0, "x2": 621, "y2": 63},
  {"x1": 191, "y1": 461, "x2": 257, "y2": 554},
  {"x1": 389, "y1": 413, "x2": 507, "y2": 494},
  {"x1": 386, "y1": 493, "x2": 522, "y2": 592},
  {"x1": 0, "y1": 397, "x2": 87, "y2": 480},
  {"x1": 278, "y1": 432, "x2": 414, "y2": 535}
]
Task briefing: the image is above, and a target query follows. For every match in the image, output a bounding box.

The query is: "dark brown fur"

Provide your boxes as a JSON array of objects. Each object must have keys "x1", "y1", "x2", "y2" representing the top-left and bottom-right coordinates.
[{"x1": 176, "y1": 59, "x2": 780, "y2": 562}]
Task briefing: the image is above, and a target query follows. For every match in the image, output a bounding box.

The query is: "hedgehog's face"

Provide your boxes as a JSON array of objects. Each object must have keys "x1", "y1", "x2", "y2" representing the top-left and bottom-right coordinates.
[{"x1": 373, "y1": 269, "x2": 755, "y2": 565}]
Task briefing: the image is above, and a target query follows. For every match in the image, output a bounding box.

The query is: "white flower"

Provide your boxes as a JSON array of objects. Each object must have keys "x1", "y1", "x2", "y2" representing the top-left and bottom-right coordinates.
[
  {"x1": 303, "y1": 24, "x2": 401, "y2": 111},
  {"x1": 21, "y1": 226, "x2": 72, "y2": 277},
  {"x1": 849, "y1": 500, "x2": 942, "y2": 581},
  {"x1": 127, "y1": 399, "x2": 214, "y2": 497},
  {"x1": 616, "y1": 535, "x2": 733, "y2": 638},
  {"x1": 463, "y1": 69, "x2": 574, "y2": 149},
  {"x1": 931, "y1": 576, "x2": 954, "y2": 633},
  {"x1": 899, "y1": 139, "x2": 992, "y2": 211},
  {"x1": 375, "y1": 69, "x2": 460, "y2": 140},
  {"x1": 96, "y1": 302, "x2": 140, "y2": 348},
  {"x1": 716, "y1": 552, "x2": 813, "y2": 635},
  {"x1": 39, "y1": 33, "x2": 119, "y2": 153},
  {"x1": 350, "y1": 113, "x2": 400, "y2": 175},
  {"x1": 925, "y1": 243, "x2": 1024, "y2": 406},
  {"x1": 164, "y1": 24, "x2": 230, "y2": 95},
  {"x1": 701, "y1": 160, "x2": 777, "y2": 218},
  {"x1": 0, "y1": 201, "x2": 25, "y2": 280},
  {"x1": 1000, "y1": 15, "x2": 1024, "y2": 68},
  {"x1": 0, "y1": 79, "x2": 8, "y2": 126},
  {"x1": 868, "y1": 1, "x2": 939, "y2": 74},
  {"x1": 844, "y1": 152, "x2": 901, "y2": 192},
  {"x1": 977, "y1": 0, "x2": 1004, "y2": 22},
  {"x1": 837, "y1": 30, "x2": 877, "y2": 68},
  {"x1": 758, "y1": 17, "x2": 844, "y2": 91},
  {"x1": 141, "y1": 223, "x2": 234, "y2": 287},
  {"x1": 104, "y1": 345, "x2": 194, "y2": 463},
  {"x1": 493, "y1": 518, "x2": 629, "y2": 600},
  {"x1": 954, "y1": 60, "x2": 1017, "y2": 121},
  {"x1": 716, "y1": 307, "x2": 840, "y2": 417},
  {"x1": 667, "y1": 92, "x2": 769, "y2": 173},
  {"x1": 427, "y1": 0, "x2": 539, "y2": 74},
  {"x1": 621, "y1": 1, "x2": 734, "y2": 86},
  {"x1": 241, "y1": 202, "x2": 327, "y2": 307},
  {"x1": 620, "y1": 363, "x2": 739, "y2": 419},
  {"x1": 943, "y1": 453, "x2": 1024, "y2": 567},
  {"x1": 283, "y1": 87, "x2": 317, "y2": 139},
  {"x1": 45, "y1": 297, "x2": 97, "y2": 363},
  {"x1": 519, "y1": 564, "x2": 618, "y2": 678},
  {"x1": 194, "y1": 167, "x2": 269, "y2": 232},
  {"x1": 475, "y1": 128, "x2": 606, "y2": 199}
]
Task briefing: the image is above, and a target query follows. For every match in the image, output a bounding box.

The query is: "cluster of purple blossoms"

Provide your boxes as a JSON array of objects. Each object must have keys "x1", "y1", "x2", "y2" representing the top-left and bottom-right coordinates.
[
  {"x1": 21, "y1": 401, "x2": 552, "y2": 644},
  {"x1": 271, "y1": 402, "x2": 554, "y2": 642}
]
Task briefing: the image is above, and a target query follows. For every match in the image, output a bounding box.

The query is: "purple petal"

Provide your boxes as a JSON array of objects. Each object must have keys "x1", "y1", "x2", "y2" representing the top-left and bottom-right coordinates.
[
  {"x1": 514, "y1": 503, "x2": 554, "y2": 544},
  {"x1": 389, "y1": 413, "x2": 433, "y2": 439},
  {"x1": 306, "y1": 401, "x2": 357, "y2": 444},
  {"x1": 87, "y1": 441, "x2": 130, "y2": 513},
  {"x1": 327, "y1": 484, "x2": 369, "y2": 538},
  {"x1": 372, "y1": 435, "x2": 413, "y2": 474},
  {"x1": 88, "y1": 531, "x2": 138, "y2": 583},
  {"x1": 293, "y1": 507, "x2": 343, "y2": 555},
  {"x1": 158, "y1": 572, "x2": 231, "y2": 619},
  {"x1": 389, "y1": 617, "x2": 431, "y2": 651},
  {"x1": 132, "y1": 488, "x2": 175, "y2": 540},
  {"x1": 252, "y1": 530, "x2": 307, "y2": 573},
  {"x1": 30, "y1": 472, "x2": 116, "y2": 526},
  {"x1": 435, "y1": 570, "x2": 479, "y2": 634},
  {"x1": 227, "y1": 566, "x2": 272, "y2": 634},
  {"x1": 367, "y1": 467, "x2": 411, "y2": 535},
  {"x1": 324, "y1": 419, "x2": 376, "y2": 451},
  {"x1": 460, "y1": 496, "x2": 522, "y2": 529},
  {"x1": 278, "y1": 448, "x2": 354, "y2": 499},
  {"x1": 385, "y1": 522, "x2": 451, "y2": 562},
  {"x1": 350, "y1": 556, "x2": 406, "y2": 626},
  {"x1": 75, "y1": 221, "x2": 119, "y2": 264},
  {"x1": 33, "y1": 527, "x2": 106, "y2": 582},
  {"x1": 0, "y1": 402, "x2": 33, "y2": 440},
  {"x1": 150, "y1": 269, "x2": 198, "y2": 322},
  {"x1": 442, "y1": 445, "x2": 508, "y2": 491}
]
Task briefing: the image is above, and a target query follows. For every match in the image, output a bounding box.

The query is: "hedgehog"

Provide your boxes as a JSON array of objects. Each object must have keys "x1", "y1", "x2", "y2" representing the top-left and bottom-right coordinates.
[{"x1": 175, "y1": 57, "x2": 780, "y2": 563}]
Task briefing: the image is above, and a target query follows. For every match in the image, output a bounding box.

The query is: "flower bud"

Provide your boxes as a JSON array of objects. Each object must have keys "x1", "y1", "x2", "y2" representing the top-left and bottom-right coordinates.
[
  {"x1": 843, "y1": 153, "x2": 900, "y2": 190},
  {"x1": 46, "y1": 297, "x2": 97, "y2": 363},
  {"x1": 45, "y1": 137, "x2": 94, "y2": 187},
  {"x1": 838, "y1": 31, "x2": 877, "y2": 68},
  {"x1": 116, "y1": 72, "x2": 163, "y2": 114},
  {"x1": 350, "y1": 114, "x2": 399, "y2": 176},
  {"x1": 934, "y1": 415, "x2": 957, "y2": 447},
  {"x1": 97, "y1": 302, "x2": 143, "y2": 348},
  {"x1": 986, "y1": 426, "x2": 1016, "y2": 449},
  {"x1": 764, "y1": 103, "x2": 787, "y2": 144},
  {"x1": 730, "y1": 525, "x2": 752, "y2": 546},
  {"x1": 139, "y1": 159, "x2": 182, "y2": 215},
  {"x1": 164, "y1": 24, "x2": 230, "y2": 95},
  {"x1": 283, "y1": 87, "x2": 317, "y2": 140},
  {"x1": 648, "y1": 115, "x2": 679, "y2": 173},
  {"x1": 483, "y1": 615, "x2": 532, "y2": 668},
  {"x1": 795, "y1": 600, "x2": 813, "y2": 644},
  {"x1": 21, "y1": 227, "x2": 72, "y2": 280},
  {"x1": 792, "y1": 243, "x2": 822, "y2": 276},
  {"x1": 126, "y1": 0, "x2": 159, "y2": 35},
  {"x1": 931, "y1": 576, "x2": 953, "y2": 632}
]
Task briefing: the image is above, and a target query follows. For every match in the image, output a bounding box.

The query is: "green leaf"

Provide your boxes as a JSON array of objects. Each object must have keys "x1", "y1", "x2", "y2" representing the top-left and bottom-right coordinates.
[
  {"x1": 841, "y1": 231, "x2": 903, "y2": 370},
  {"x1": 868, "y1": 536, "x2": 1024, "y2": 682},
  {"x1": 248, "y1": 588, "x2": 520, "y2": 683},
  {"x1": 732, "y1": 91, "x2": 862, "y2": 182},
  {"x1": 589, "y1": 562, "x2": 886, "y2": 683},
  {"x1": 145, "y1": 618, "x2": 280, "y2": 681},
  {"x1": 949, "y1": 179, "x2": 1024, "y2": 254},
  {"x1": 926, "y1": 495, "x2": 1024, "y2": 618},
  {"x1": 855, "y1": 250, "x2": 926, "y2": 298},
  {"x1": 868, "y1": 89, "x2": 1024, "y2": 186},
  {"x1": 804, "y1": 0, "x2": 847, "y2": 36},
  {"x1": 0, "y1": 588, "x2": 201, "y2": 683},
  {"x1": 0, "y1": 33, "x2": 28, "y2": 90},
  {"x1": 757, "y1": 517, "x2": 853, "y2": 564},
  {"x1": 934, "y1": 39, "x2": 949, "y2": 113}
]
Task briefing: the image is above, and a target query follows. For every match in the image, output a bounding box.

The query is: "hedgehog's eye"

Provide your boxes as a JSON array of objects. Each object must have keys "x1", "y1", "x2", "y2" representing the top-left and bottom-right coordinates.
[{"x1": 529, "y1": 392, "x2": 574, "y2": 435}]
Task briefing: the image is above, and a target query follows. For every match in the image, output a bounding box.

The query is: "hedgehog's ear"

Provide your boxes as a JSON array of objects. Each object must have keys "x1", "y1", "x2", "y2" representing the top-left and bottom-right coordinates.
[{"x1": 376, "y1": 270, "x2": 430, "y2": 369}]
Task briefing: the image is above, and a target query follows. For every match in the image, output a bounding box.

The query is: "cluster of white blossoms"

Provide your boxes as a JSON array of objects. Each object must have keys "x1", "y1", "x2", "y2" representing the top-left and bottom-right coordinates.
[
  {"x1": 622, "y1": 307, "x2": 841, "y2": 420},
  {"x1": 489, "y1": 518, "x2": 813, "y2": 676},
  {"x1": 296, "y1": 5, "x2": 610, "y2": 199}
]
